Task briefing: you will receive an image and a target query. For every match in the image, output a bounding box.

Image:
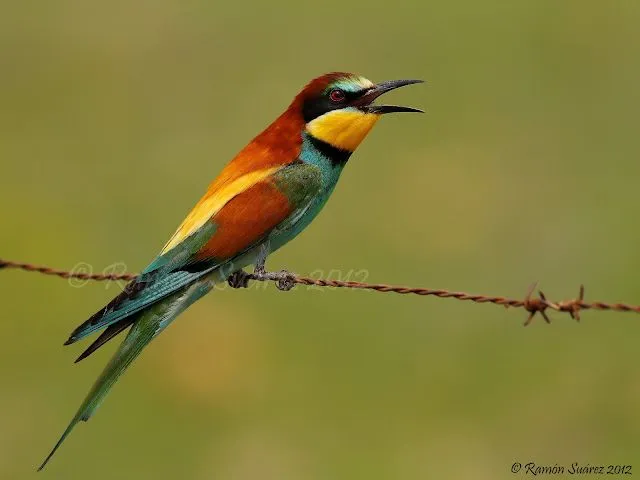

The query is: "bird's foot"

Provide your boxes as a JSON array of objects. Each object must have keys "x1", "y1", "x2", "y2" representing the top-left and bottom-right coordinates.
[
  {"x1": 253, "y1": 269, "x2": 297, "y2": 291},
  {"x1": 227, "y1": 270, "x2": 251, "y2": 289},
  {"x1": 227, "y1": 268, "x2": 296, "y2": 291}
]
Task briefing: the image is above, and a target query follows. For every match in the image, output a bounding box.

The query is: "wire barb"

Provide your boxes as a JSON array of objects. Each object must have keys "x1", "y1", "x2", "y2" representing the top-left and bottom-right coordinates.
[
  {"x1": 522, "y1": 282, "x2": 551, "y2": 326},
  {"x1": 552, "y1": 284, "x2": 585, "y2": 322},
  {"x1": 2, "y1": 258, "x2": 640, "y2": 323}
]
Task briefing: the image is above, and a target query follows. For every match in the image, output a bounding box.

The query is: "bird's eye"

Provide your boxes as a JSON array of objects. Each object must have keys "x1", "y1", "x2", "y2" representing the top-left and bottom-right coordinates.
[{"x1": 329, "y1": 89, "x2": 345, "y2": 102}]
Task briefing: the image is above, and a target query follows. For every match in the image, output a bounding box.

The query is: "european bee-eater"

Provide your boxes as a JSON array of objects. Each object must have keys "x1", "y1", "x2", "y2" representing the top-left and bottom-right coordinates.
[{"x1": 39, "y1": 72, "x2": 422, "y2": 470}]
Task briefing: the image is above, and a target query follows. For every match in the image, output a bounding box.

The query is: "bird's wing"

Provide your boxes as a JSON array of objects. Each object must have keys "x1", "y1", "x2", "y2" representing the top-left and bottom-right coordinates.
[
  {"x1": 142, "y1": 165, "x2": 284, "y2": 275},
  {"x1": 40, "y1": 162, "x2": 324, "y2": 469},
  {"x1": 66, "y1": 162, "x2": 323, "y2": 348}
]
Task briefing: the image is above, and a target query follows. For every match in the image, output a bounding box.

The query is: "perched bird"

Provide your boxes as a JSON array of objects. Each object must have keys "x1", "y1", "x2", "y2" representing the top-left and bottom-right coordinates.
[{"x1": 39, "y1": 72, "x2": 422, "y2": 470}]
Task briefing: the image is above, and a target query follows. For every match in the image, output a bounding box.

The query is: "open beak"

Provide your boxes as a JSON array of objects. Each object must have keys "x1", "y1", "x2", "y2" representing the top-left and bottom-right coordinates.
[{"x1": 353, "y1": 79, "x2": 424, "y2": 114}]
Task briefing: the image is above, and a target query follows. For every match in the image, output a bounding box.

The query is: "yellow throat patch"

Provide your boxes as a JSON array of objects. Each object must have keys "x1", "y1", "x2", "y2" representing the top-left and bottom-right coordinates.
[{"x1": 306, "y1": 109, "x2": 380, "y2": 152}]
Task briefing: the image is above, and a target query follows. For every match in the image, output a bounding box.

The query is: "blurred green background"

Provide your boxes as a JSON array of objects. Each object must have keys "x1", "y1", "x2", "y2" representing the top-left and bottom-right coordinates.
[{"x1": 2, "y1": 1, "x2": 640, "y2": 478}]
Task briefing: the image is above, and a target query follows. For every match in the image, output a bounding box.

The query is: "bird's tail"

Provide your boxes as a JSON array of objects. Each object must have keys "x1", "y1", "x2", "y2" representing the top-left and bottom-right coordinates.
[{"x1": 38, "y1": 278, "x2": 214, "y2": 471}]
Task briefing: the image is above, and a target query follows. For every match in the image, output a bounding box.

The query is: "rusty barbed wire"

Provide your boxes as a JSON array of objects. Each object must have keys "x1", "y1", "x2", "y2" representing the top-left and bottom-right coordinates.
[
  {"x1": 2, "y1": 257, "x2": 640, "y2": 325},
  {"x1": 0, "y1": 259, "x2": 138, "y2": 282}
]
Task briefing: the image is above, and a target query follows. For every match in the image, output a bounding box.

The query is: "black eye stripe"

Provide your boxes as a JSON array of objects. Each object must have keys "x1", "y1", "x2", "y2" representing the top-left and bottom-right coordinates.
[
  {"x1": 336, "y1": 89, "x2": 367, "y2": 102},
  {"x1": 302, "y1": 89, "x2": 367, "y2": 123}
]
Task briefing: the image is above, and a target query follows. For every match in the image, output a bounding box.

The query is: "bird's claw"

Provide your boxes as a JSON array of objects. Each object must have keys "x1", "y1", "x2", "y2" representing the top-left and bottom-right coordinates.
[
  {"x1": 274, "y1": 270, "x2": 296, "y2": 291},
  {"x1": 253, "y1": 269, "x2": 296, "y2": 291},
  {"x1": 227, "y1": 270, "x2": 251, "y2": 289},
  {"x1": 228, "y1": 268, "x2": 296, "y2": 291}
]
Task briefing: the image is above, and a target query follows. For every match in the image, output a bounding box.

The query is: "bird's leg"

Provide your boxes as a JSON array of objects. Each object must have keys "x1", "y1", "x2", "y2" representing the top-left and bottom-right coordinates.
[
  {"x1": 227, "y1": 243, "x2": 269, "y2": 289},
  {"x1": 253, "y1": 242, "x2": 269, "y2": 275},
  {"x1": 251, "y1": 243, "x2": 297, "y2": 291},
  {"x1": 227, "y1": 243, "x2": 296, "y2": 291}
]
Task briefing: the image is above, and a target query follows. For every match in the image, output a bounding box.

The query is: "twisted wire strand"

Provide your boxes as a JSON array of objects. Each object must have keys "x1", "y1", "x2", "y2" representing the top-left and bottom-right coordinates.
[{"x1": 2, "y1": 258, "x2": 639, "y2": 325}]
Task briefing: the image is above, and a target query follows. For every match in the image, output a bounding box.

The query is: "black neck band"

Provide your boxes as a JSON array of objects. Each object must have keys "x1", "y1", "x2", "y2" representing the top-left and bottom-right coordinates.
[{"x1": 306, "y1": 134, "x2": 352, "y2": 166}]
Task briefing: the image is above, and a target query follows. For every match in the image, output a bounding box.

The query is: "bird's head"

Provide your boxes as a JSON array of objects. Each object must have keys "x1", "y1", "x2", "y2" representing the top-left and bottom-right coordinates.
[{"x1": 294, "y1": 72, "x2": 423, "y2": 153}]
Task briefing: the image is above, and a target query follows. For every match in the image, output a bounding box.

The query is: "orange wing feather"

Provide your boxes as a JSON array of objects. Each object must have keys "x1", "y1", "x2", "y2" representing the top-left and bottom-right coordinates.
[
  {"x1": 161, "y1": 108, "x2": 305, "y2": 254},
  {"x1": 196, "y1": 178, "x2": 292, "y2": 260}
]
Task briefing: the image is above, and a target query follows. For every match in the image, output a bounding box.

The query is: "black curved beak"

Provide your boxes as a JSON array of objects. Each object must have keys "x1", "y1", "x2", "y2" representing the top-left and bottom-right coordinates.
[{"x1": 353, "y1": 79, "x2": 424, "y2": 114}]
